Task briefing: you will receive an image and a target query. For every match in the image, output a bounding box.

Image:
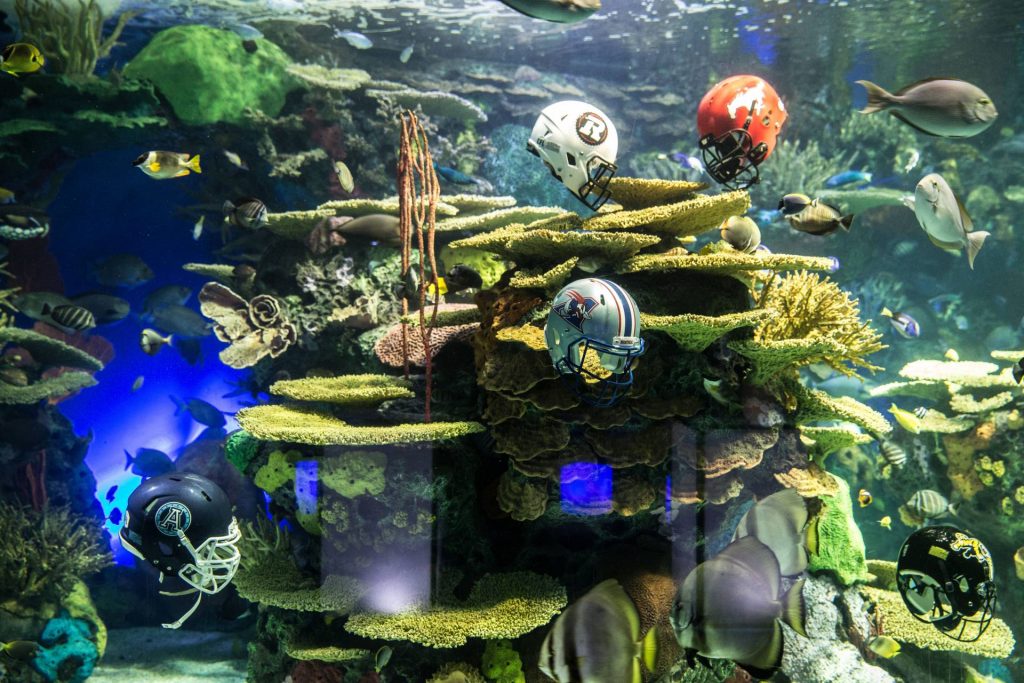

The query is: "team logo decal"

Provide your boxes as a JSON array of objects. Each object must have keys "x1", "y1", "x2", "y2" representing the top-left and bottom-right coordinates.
[
  {"x1": 950, "y1": 532, "x2": 990, "y2": 564},
  {"x1": 155, "y1": 502, "x2": 192, "y2": 536},
  {"x1": 553, "y1": 289, "x2": 599, "y2": 332},
  {"x1": 576, "y1": 112, "x2": 608, "y2": 146}
]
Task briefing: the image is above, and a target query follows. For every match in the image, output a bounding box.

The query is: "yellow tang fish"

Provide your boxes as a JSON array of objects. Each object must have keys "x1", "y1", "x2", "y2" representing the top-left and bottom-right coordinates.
[
  {"x1": 0, "y1": 43, "x2": 45, "y2": 77},
  {"x1": 858, "y1": 489, "x2": 873, "y2": 508},
  {"x1": 879, "y1": 515, "x2": 892, "y2": 530},
  {"x1": 867, "y1": 635, "x2": 901, "y2": 659},
  {"x1": 132, "y1": 151, "x2": 201, "y2": 179},
  {"x1": 888, "y1": 404, "x2": 922, "y2": 434},
  {"x1": 944, "y1": 348, "x2": 960, "y2": 362}
]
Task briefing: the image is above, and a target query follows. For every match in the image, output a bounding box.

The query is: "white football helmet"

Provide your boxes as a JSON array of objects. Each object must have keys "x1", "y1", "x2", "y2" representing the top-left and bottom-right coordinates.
[
  {"x1": 527, "y1": 100, "x2": 619, "y2": 210},
  {"x1": 544, "y1": 278, "x2": 645, "y2": 406}
]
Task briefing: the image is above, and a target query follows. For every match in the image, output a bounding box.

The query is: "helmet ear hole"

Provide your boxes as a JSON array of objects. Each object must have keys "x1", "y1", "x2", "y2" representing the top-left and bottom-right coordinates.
[{"x1": 566, "y1": 152, "x2": 577, "y2": 167}]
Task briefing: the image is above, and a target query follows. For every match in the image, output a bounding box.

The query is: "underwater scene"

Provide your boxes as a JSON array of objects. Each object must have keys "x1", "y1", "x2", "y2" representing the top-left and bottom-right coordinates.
[{"x1": 1, "y1": 0, "x2": 1024, "y2": 681}]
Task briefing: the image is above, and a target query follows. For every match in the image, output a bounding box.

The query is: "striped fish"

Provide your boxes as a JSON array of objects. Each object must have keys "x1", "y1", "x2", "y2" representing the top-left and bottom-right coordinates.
[
  {"x1": 907, "y1": 489, "x2": 953, "y2": 520},
  {"x1": 879, "y1": 440, "x2": 907, "y2": 468},
  {"x1": 43, "y1": 303, "x2": 96, "y2": 331},
  {"x1": 222, "y1": 197, "x2": 268, "y2": 229}
]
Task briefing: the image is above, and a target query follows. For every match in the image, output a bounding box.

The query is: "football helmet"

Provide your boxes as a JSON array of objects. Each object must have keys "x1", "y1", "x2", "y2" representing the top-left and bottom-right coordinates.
[
  {"x1": 697, "y1": 75, "x2": 787, "y2": 190},
  {"x1": 527, "y1": 100, "x2": 618, "y2": 210},
  {"x1": 544, "y1": 278, "x2": 645, "y2": 407},
  {"x1": 896, "y1": 525, "x2": 995, "y2": 642},
  {"x1": 119, "y1": 472, "x2": 241, "y2": 629}
]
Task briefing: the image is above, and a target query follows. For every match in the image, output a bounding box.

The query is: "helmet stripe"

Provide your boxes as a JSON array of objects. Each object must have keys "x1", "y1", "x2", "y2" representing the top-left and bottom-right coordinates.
[
  {"x1": 603, "y1": 279, "x2": 635, "y2": 337},
  {"x1": 593, "y1": 279, "x2": 625, "y2": 337}
]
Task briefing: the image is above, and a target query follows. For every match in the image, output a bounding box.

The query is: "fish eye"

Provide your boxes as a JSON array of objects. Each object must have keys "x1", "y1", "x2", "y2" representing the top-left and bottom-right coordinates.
[{"x1": 978, "y1": 98, "x2": 991, "y2": 105}]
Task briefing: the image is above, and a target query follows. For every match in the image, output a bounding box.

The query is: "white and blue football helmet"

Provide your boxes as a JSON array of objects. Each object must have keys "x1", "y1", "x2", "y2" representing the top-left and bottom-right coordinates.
[{"x1": 544, "y1": 278, "x2": 645, "y2": 407}]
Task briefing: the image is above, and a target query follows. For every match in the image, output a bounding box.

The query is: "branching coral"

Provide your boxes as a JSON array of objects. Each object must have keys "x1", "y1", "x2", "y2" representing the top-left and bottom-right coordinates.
[
  {"x1": 750, "y1": 138, "x2": 854, "y2": 208},
  {"x1": 0, "y1": 503, "x2": 111, "y2": 606},
  {"x1": 15, "y1": 0, "x2": 138, "y2": 76},
  {"x1": 752, "y1": 270, "x2": 885, "y2": 378}
]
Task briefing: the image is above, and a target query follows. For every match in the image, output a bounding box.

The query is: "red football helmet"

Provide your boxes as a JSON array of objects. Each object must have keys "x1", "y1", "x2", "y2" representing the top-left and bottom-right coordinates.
[{"x1": 697, "y1": 75, "x2": 787, "y2": 190}]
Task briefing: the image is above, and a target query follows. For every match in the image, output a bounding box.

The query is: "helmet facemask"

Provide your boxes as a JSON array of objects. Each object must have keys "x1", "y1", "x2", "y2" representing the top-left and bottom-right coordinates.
[
  {"x1": 898, "y1": 568, "x2": 995, "y2": 642},
  {"x1": 577, "y1": 156, "x2": 617, "y2": 210},
  {"x1": 159, "y1": 518, "x2": 242, "y2": 629},
  {"x1": 699, "y1": 127, "x2": 767, "y2": 190},
  {"x1": 555, "y1": 334, "x2": 645, "y2": 407}
]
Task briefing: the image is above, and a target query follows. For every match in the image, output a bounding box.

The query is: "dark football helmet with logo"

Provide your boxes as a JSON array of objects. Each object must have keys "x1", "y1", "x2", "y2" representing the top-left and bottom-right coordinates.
[
  {"x1": 697, "y1": 75, "x2": 788, "y2": 190},
  {"x1": 544, "y1": 278, "x2": 645, "y2": 407},
  {"x1": 527, "y1": 100, "x2": 619, "y2": 210},
  {"x1": 896, "y1": 525, "x2": 995, "y2": 642},
  {"x1": 119, "y1": 472, "x2": 241, "y2": 629}
]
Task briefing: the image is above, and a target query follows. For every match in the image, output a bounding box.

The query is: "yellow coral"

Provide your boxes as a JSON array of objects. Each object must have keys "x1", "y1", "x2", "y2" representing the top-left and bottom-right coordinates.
[
  {"x1": 1015, "y1": 486, "x2": 1024, "y2": 505},
  {"x1": 618, "y1": 251, "x2": 835, "y2": 277},
  {"x1": 605, "y1": 176, "x2": 709, "y2": 209},
  {"x1": 264, "y1": 207, "x2": 336, "y2": 239},
  {"x1": 1002, "y1": 497, "x2": 1014, "y2": 515},
  {"x1": 949, "y1": 391, "x2": 1015, "y2": 413},
  {"x1": 451, "y1": 227, "x2": 660, "y2": 265},
  {"x1": 582, "y1": 190, "x2": 749, "y2": 237},
  {"x1": 440, "y1": 194, "x2": 517, "y2": 214},
  {"x1": 644, "y1": 309, "x2": 772, "y2": 352},
  {"x1": 269, "y1": 374, "x2": 414, "y2": 405},
  {"x1": 436, "y1": 206, "x2": 565, "y2": 233},
  {"x1": 899, "y1": 359, "x2": 1019, "y2": 388},
  {"x1": 509, "y1": 258, "x2": 578, "y2": 293},
  {"x1": 786, "y1": 379, "x2": 892, "y2": 437}
]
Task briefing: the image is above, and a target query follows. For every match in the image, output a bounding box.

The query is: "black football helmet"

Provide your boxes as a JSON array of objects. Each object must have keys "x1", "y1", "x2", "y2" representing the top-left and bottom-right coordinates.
[
  {"x1": 119, "y1": 473, "x2": 241, "y2": 629},
  {"x1": 896, "y1": 525, "x2": 995, "y2": 642}
]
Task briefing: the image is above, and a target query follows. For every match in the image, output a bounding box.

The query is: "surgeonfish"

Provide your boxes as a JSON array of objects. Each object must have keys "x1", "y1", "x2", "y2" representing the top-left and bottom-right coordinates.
[
  {"x1": 497, "y1": 0, "x2": 600, "y2": 24},
  {"x1": 539, "y1": 578, "x2": 658, "y2": 683},
  {"x1": 445, "y1": 264, "x2": 484, "y2": 292},
  {"x1": 856, "y1": 78, "x2": 997, "y2": 138},
  {"x1": 0, "y1": 639, "x2": 39, "y2": 662},
  {"x1": 719, "y1": 215, "x2": 761, "y2": 254},
  {"x1": 778, "y1": 193, "x2": 813, "y2": 216},
  {"x1": 171, "y1": 395, "x2": 227, "y2": 428},
  {"x1": 866, "y1": 635, "x2": 901, "y2": 658},
  {"x1": 825, "y1": 170, "x2": 872, "y2": 188},
  {"x1": 903, "y1": 173, "x2": 989, "y2": 269},
  {"x1": 333, "y1": 213, "x2": 401, "y2": 245},
  {"x1": 223, "y1": 197, "x2": 269, "y2": 230},
  {"x1": 889, "y1": 404, "x2": 922, "y2": 434},
  {"x1": 43, "y1": 303, "x2": 96, "y2": 332},
  {"x1": 732, "y1": 489, "x2": 815, "y2": 576},
  {"x1": 906, "y1": 489, "x2": 955, "y2": 521},
  {"x1": 0, "y1": 42, "x2": 44, "y2": 77},
  {"x1": 671, "y1": 536, "x2": 807, "y2": 678},
  {"x1": 880, "y1": 307, "x2": 921, "y2": 338},
  {"x1": 140, "y1": 328, "x2": 173, "y2": 356},
  {"x1": 124, "y1": 448, "x2": 175, "y2": 477},
  {"x1": 132, "y1": 151, "x2": 201, "y2": 179},
  {"x1": 785, "y1": 199, "x2": 854, "y2": 236},
  {"x1": 334, "y1": 160, "x2": 355, "y2": 193},
  {"x1": 879, "y1": 440, "x2": 907, "y2": 468}
]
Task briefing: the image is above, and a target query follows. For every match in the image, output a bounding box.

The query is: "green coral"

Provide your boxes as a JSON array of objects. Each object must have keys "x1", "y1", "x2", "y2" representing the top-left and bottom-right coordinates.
[
  {"x1": 645, "y1": 309, "x2": 772, "y2": 352},
  {"x1": 439, "y1": 245, "x2": 508, "y2": 290},
  {"x1": 582, "y1": 190, "x2": 749, "y2": 238},
  {"x1": 436, "y1": 206, "x2": 566, "y2": 233},
  {"x1": 284, "y1": 637, "x2": 369, "y2": 663},
  {"x1": 0, "y1": 503, "x2": 112, "y2": 607},
  {"x1": 269, "y1": 374, "x2": 414, "y2": 405},
  {"x1": 618, "y1": 251, "x2": 835, "y2": 276},
  {"x1": 224, "y1": 430, "x2": 260, "y2": 473},
  {"x1": 237, "y1": 404, "x2": 486, "y2": 445},
  {"x1": 344, "y1": 572, "x2": 566, "y2": 648},
  {"x1": 792, "y1": 382, "x2": 892, "y2": 437},
  {"x1": 321, "y1": 451, "x2": 387, "y2": 498},
  {"x1": 124, "y1": 25, "x2": 301, "y2": 125},
  {"x1": 606, "y1": 176, "x2": 708, "y2": 209},
  {"x1": 254, "y1": 449, "x2": 298, "y2": 492},
  {"x1": 0, "y1": 118, "x2": 63, "y2": 137},
  {"x1": 481, "y1": 639, "x2": 525, "y2": 683},
  {"x1": 731, "y1": 339, "x2": 840, "y2": 386},
  {"x1": 508, "y1": 258, "x2": 578, "y2": 293},
  {"x1": 807, "y1": 474, "x2": 870, "y2": 585},
  {"x1": 0, "y1": 371, "x2": 97, "y2": 404},
  {"x1": 72, "y1": 110, "x2": 166, "y2": 128},
  {"x1": 0, "y1": 327, "x2": 103, "y2": 371},
  {"x1": 451, "y1": 227, "x2": 660, "y2": 265}
]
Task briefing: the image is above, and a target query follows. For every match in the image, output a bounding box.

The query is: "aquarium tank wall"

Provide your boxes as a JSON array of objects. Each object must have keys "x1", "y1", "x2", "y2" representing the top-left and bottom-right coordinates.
[{"x1": 0, "y1": 0, "x2": 1022, "y2": 681}]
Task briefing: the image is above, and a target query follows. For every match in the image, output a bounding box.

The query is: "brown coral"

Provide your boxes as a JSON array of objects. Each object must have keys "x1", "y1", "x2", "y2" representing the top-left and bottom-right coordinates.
[
  {"x1": 199, "y1": 283, "x2": 297, "y2": 368},
  {"x1": 677, "y1": 427, "x2": 779, "y2": 479},
  {"x1": 496, "y1": 471, "x2": 549, "y2": 521}
]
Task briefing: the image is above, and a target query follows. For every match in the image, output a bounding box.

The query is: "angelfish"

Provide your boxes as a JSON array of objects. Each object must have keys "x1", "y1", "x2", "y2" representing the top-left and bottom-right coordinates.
[
  {"x1": 670, "y1": 536, "x2": 807, "y2": 678},
  {"x1": 903, "y1": 173, "x2": 989, "y2": 269},
  {"x1": 497, "y1": 0, "x2": 600, "y2": 24}
]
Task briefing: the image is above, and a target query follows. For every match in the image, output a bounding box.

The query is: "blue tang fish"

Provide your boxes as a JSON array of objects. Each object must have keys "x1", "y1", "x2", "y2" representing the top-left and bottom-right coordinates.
[
  {"x1": 124, "y1": 448, "x2": 175, "y2": 477},
  {"x1": 825, "y1": 170, "x2": 873, "y2": 188}
]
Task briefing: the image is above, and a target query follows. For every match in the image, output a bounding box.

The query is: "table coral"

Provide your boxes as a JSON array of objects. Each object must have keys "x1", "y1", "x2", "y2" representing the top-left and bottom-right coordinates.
[
  {"x1": 644, "y1": 309, "x2": 771, "y2": 352},
  {"x1": 451, "y1": 227, "x2": 661, "y2": 265},
  {"x1": 618, "y1": 251, "x2": 835, "y2": 276},
  {"x1": 583, "y1": 190, "x2": 749, "y2": 238},
  {"x1": 492, "y1": 415, "x2": 570, "y2": 460},
  {"x1": 269, "y1": 375, "x2": 414, "y2": 405},
  {"x1": 807, "y1": 474, "x2": 870, "y2": 585},
  {"x1": 949, "y1": 391, "x2": 1015, "y2": 414},
  {"x1": 606, "y1": 177, "x2": 708, "y2": 209},
  {"x1": 798, "y1": 425, "x2": 874, "y2": 458},
  {"x1": 508, "y1": 258, "x2": 578, "y2": 292},
  {"x1": 343, "y1": 571, "x2": 566, "y2": 648},
  {"x1": 787, "y1": 380, "x2": 892, "y2": 437},
  {"x1": 264, "y1": 208, "x2": 337, "y2": 239},
  {"x1": 774, "y1": 463, "x2": 841, "y2": 498},
  {"x1": 236, "y1": 404, "x2": 485, "y2": 445},
  {"x1": 436, "y1": 206, "x2": 565, "y2": 233},
  {"x1": 899, "y1": 359, "x2": 1018, "y2": 388},
  {"x1": 915, "y1": 408, "x2": 974, "y2": 434},
  {"x1": 440, "y1": 194, "x2": 517, "y2": 214},
  {"x1": 286, "y1": 63, "x2": 371, "y2": 91},
  {"x1": 366, "y1": 88, "x2": 487, "y2": 123}
]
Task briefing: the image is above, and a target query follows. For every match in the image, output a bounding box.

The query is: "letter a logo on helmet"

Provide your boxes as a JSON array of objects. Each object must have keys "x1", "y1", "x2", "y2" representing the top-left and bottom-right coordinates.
[{"x1": 156, "y1": 502, "x2": 192, "y2": 536}]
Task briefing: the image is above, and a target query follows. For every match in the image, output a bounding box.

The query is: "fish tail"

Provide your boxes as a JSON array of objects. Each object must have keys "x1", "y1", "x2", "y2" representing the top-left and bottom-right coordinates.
[
  {"x1": 804, "y1": 515, "x2": 820, "y2": 556},
  {"x1": 856, "y1": 80, "x2": 893, "y2": 114},
  {"x1": 881, "y1": 307, "x2": 893, "y2": 318},
  {"x1": 222, "y1": 200, "x2": 235, "y2": 219},
  {"x1": 640, "y1": 625, "x2": 658, "y2": 675},
  {"x1": 170, "y1": 394, "x2": 185, "y2": 415},
  {"x1": 840, "y1": 214, "x2": 854, "y2": 232},
  {"x1": 781, "y1": 578, "x2": 808, "y2": 637},
  {"x1": 966, "y1": 230, "x2": 989, "y2": 270},
  {"x1": 189, "y1": 154, "x2": 201, "y2": 174},
  {"x1": 124, "y1": 449, "x2": 134, "y2": 471}
]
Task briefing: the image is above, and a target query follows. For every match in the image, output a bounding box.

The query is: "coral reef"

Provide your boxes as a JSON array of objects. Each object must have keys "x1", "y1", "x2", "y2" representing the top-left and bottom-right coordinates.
[
  {"x1": 15, "y1": 0, "x2": 138, "y2": 76},
  {"x1": 644, "y1": 309, "x2": 772, "y2": 352},
  {"x1": 344, "y1": 572, "x2": 566, "y2": 648},
  {"x1": 606, "y1": 177, "x2": 708, "y2": 209},
  {"x1": 582, "y1": 190, "x2": 749, "y2": 238},
  {"x1": 436, "y1": 206, "x2": 566, "y2": 233},
  {"x1": 496, "y1": 470, "x2": 549, "y2": 521},
  {"x1": 286, "y1": 63, "x2": 371, "y2": 92},
  {"x1": 807, "y1": 474, "x2": 870, "y2": 585},
  {"x1": 199, "y1": 283, "x2": 297, "y2": 368},
  {"x1": 451, "y1": 226, "x2": 661, "y2": 265},
  {"x1": 269, "y1": 374, "x2": 414, "y2": 405},
  {"x1": 619, "y1": 250, "x2": 835, "y2": 276},
  {"x1": 33, "y1": 612, "x2": 99, "y2": 683}
]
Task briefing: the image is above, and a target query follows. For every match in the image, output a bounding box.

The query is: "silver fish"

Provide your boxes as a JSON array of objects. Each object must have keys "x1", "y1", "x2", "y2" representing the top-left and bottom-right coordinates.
[
  {"x1": 335, "y1": 213, "x2": 401, "y2": 245},
  {"x1": 12, "y1": 291, "x2": 72, "y2": 321},
  {"x1": 857, "y1": 78, "x2": 997, "y2": 138},
  {"x1": 671, "y1": 536, "x2": 806, "y2": 676},
  {"x1": 148, "y1": 304, "x2": 210, "y2": 338},
  {"x1": 540, "y1": 578, "x2": 657, "y2": 683},
  {"x1": 399, "y1": 44, "x2": 414, "y2": 64},
  {"x1": 223, "y1": 197, "x2": 268, "y2": 230},
  {"x1": 335, "y1": 30, "x2": 372, "y2": 49},
  {"x1": 904, "y1": 173, "x2": 988, "y2": 269},
  {"x1": 498, "y1": 0, "x2": 600, "y2": 24},
  {"x1": 879, "y1": 440, "x2": 907, "y2": 468},
  {"x1": 140, "y1": 328, "x2": 172, "y2": 356},
  {"x1": 907, "y1": 489, "x2": 954, "y2": 521},
  {"x1": 732, "y1": 488, "x2": 812, "y2": 576},
  {"x1": 92, "y1": 253, "x2": 154, "y2": 288},
  {"x1": 72, "y1": 293, "x2": 130, "y2": 325},
  {"x1": 719, "y1": 215, "x2": 761, "y2": 253},
  {"x1": 785, "y1": 199, "x2": 853, "y2": 236},
  {"x1": 144, "y1": 285, "x2": 193, "y2": 314}
]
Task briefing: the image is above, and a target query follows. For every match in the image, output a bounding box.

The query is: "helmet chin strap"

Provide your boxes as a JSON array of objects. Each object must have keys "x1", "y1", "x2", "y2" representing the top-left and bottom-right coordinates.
[{"x1": 157, "y1": 574, "x2": 203, "y2": 630}]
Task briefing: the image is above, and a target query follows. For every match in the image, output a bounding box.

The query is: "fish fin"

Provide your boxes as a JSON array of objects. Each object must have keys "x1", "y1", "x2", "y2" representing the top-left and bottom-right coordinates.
[
  {"x1": 124, "y1": 449, "x2": 134, "y2": 470},
  {"x1": 965, "y1": 230, "x2": 989, "y2": 270},
  {"x1": 188, "y1": 154, "x2": 201, "y2": 174},
  {"x1": 805, "y1": 514, "x2": 820, "y2": 557},
  {"x1": 41, "y1": 302, "x2": 52, "y2": 315},
  {"x1": 148, "y1": 161, "x2": 161, "y2": 173},
  {"x1": 741, "y1": 625, "x2": 784, "y2": 680},
  {"x1": 222, "y1": 200, "x2": 235, "y2": 217},
  {"x1": 172, "y1": 169, "x2": 190, "y2": 177},
  {"x1": 901, "y1": 195, "x2": 916, "y2": 211},
  {"x1": 888, "y1": 111, "x2": 941, "y2": 136},
  {"x1": 880, "y1": 307, "x2": 893, "y2": 318},
  {"x1": 839, "y1": 214, "x2": 854, "y2": 231},
  {"x1": 781, "y1": 578, "x2": 807, "y2": 637},
  {"x1": 926, "y1": 234, "x2": 963, "y2": 254},
  {"x1": 893, "y1": 76, "x2": 965, "y2": 96},
  {"x1": 855, "y1": 80, "x2": 893, "y2": 114},
  {"x1": 954, "y1": 195, "x2": 974, "y2": 232},
  {"x1": 640, "y1": 625, "x2": 658, "y2": 675},
  {"x1": 170, "y1": 395, "x2": 185, "y2": 415}
]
